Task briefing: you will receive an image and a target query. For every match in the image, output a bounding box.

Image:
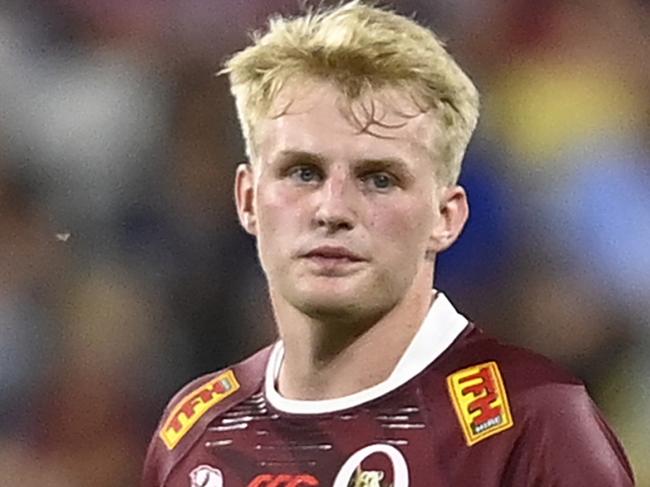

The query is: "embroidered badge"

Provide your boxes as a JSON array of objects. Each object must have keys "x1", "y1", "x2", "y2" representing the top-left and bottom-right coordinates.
[
  {"x1": 447, "y1": 361, "x2": 514, "y2": 446},
  {"x1": 160, "y1": 370, "x2": 240, "y2": 450},
  {"x1": 189, "y1": 465, "x2": 223, "y2": 487}
]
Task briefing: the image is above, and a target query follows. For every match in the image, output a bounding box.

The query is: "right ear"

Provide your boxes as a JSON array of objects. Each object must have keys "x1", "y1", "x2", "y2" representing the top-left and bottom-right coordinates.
[{"x1": 235, "y1": 162, "x2": 257, "y2": 236}]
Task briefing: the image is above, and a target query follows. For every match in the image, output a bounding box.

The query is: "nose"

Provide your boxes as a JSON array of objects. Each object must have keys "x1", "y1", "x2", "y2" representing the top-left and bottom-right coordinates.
[{"x1": 312, "y1": 170, "x2": 357, "y2": 232}]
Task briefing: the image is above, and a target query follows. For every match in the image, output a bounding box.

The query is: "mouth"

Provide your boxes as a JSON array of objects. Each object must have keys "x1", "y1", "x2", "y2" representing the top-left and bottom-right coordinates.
[
  {"x1": 302, "y1": 245, "x2": 365, "y2": 262},
  {"x1": 300, "y1": 245, "x2": 367, "y2": 274}
]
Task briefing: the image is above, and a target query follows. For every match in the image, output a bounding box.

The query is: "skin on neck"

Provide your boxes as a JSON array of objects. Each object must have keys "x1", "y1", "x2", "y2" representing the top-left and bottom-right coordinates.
[{"x1": 273, "y1": 261, "x2": 435, "y2": 401}]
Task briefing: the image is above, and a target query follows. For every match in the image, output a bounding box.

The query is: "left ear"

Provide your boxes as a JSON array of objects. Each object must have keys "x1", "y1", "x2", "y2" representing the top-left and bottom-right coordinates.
[
  {"x1": 428, "y1": 185, "x2": 469, "y2": 253},
  {"x1": 235, "y1": 162, "x2": 258, "y2": 236}
]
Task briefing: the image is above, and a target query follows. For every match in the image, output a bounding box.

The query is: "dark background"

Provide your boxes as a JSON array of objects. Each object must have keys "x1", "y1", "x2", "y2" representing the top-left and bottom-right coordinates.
[{"x1": 0, "y1": 0, "x2": 648, "y2": 484}]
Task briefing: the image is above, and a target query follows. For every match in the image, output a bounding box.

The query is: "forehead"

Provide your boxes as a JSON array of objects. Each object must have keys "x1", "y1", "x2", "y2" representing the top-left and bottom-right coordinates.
[{"x1": 255, "y1": 80, "x2": 439, "y2": 167}]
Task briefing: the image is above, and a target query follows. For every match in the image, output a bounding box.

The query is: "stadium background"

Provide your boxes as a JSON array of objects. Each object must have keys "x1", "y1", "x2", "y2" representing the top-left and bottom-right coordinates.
[{"x1": 0, "y1": 0, "x2": 648, "y2": 484}]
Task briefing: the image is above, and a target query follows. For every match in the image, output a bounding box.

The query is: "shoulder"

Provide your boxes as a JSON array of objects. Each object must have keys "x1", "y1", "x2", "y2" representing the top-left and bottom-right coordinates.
[
  {"x1": 160, "y1": 345, "x2": 272, "y2": 446},
  {"x1": 439, "y1": 327, "x2": 634, "y2": 484},
  {"x1": 433, "y1": 325, "x2": 581, "y2": 447},
  {"x1": 442, "y1": 324, "x2": 583, "y2": 394},
  {"x1": 442, "y1": 325, "x2": 608, "y2": 424},
  {"x1": 141, "y1": 345, "x2": 273, "y2": 487},
  {"x1": 157, "y1": 368, "x2": 240, "y2": 451}
]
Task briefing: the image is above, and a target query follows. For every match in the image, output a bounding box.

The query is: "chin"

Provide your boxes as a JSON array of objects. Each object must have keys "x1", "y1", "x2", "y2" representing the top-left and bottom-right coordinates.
[
  {"x1": 290, "y1": 282, "x2": 394, "y2": 324},
  {"x1": 285, "y1": 280, "x2": 357, "y2": 314},
  {"x1": 299, "y1": 299, "x2": 370, "y2": 323}
]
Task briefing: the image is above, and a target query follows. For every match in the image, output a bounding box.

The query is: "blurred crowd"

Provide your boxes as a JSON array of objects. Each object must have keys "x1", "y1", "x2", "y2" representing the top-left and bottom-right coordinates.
[{"x1": 0, "y1": 0, "x2": 648, "y2": 485}]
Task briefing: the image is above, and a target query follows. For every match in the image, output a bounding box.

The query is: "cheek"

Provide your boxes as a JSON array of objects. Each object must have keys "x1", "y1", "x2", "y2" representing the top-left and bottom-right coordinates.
[
  {"x1": 255, "y1": 183, "x2": 305, "y2": 245},
  {"x1": 369, "y1": 199, "x2": 433, "y2": 251}
]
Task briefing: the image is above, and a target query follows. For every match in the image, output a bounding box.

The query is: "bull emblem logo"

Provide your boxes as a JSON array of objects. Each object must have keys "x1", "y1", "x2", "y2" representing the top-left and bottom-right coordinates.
[
  {"x1": 349, "y1": 468, "x2": 389, "y2": 487},
  {"x1": 189, "y1": 465, "x2": 224, "y2": 487},
  {"x1": 334, "y1": 443, "x2": 409, "y2": 487}
]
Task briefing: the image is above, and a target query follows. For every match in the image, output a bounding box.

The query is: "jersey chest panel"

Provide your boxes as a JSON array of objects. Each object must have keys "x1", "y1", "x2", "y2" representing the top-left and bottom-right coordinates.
[{"x1": 171, "y1": 387, "x2": 464, "y2": 486}]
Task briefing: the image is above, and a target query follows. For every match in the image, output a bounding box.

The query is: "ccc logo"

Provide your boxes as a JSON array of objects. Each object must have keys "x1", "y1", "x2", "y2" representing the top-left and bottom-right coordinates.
[{"x1": 247, "y1": 474, "x2": 319, "y2": 487}]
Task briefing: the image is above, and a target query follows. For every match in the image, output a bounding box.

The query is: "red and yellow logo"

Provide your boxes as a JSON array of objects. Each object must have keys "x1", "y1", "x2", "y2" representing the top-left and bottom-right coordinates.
[
  {"x1": 247, "y1": 474, "x2": 319, "y2": 487},
  {"x1": 447, "y1": 361, "x2": 513, "y2": 446},
  {"x1": 160, "y1": 370, "x2": 240, "y2": 450}
]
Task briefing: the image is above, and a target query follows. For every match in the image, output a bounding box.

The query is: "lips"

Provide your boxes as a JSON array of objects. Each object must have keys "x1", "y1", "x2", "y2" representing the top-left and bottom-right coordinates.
[{"x1": 303, "y1": 245, "x2": 365, "y2": 262}]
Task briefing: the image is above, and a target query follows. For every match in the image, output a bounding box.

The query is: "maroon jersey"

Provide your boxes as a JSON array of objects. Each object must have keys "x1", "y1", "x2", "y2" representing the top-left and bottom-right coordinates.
[{"x1": 142, "y1": 294, "x2": 634, "y2": 486}]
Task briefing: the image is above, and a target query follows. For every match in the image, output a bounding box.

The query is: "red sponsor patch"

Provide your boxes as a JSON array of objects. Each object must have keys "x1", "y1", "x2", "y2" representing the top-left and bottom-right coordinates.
[
  {"x1": 447, "y1": 361, "x2": 514, "y2": 445},
  {"x1": 247, "y1": 474, "x2": 319, "y2": 487},
  {"x1": 160, "y1": 370, "x2": 240, "y2": 450}
]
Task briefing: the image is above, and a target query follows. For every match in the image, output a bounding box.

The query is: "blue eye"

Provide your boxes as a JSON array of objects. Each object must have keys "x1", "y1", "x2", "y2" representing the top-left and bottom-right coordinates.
[
  {"x1": 364, "y1": 172, "x2": 395, "y2": 191},
  {"x1": 289, "y1": 166, "x2": 321, "y2": 183},
  {"x1": 372, "y1": 174, "x2": 392, "y2": 188}
]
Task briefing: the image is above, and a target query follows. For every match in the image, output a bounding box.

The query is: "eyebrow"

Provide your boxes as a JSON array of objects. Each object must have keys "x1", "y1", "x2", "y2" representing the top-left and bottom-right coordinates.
[
  {"x1": 353, "y1": 157, "x2": 413, "y2": 177},
  {"x1": 274, "y1": 150, "x2": 327, "y2": 166}
]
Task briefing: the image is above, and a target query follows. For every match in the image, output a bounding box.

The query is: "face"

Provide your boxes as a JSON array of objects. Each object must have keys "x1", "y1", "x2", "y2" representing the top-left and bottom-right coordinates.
[{"x1": 236, "y1": 80, "x2": 467, "y2": 322}]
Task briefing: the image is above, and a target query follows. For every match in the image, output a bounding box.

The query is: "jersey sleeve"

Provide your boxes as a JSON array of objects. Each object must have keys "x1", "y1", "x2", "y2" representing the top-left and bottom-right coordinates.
[
  {"x1": 503, "y1": 383, "x2": 635, "y2": 486},
  {"x1": 141, "y1": 372, "x2": 220, "y2": 487},
  {"x1": 140, "y1": 346, "x2": 272, "y2": 487},
  {"x1": 141, "y1": 368, "x2": 246, "y2": 486}
]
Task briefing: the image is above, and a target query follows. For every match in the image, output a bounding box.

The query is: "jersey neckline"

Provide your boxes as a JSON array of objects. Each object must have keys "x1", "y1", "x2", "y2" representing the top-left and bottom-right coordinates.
[{"x1": 264, "y1": 291, "x2": 468, "y2": 415}]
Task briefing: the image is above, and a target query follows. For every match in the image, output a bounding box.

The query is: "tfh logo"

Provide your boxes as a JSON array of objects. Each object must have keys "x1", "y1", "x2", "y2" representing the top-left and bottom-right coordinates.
[
  {"x1": 160, "y1": 370, "x2": 240, "y2": 449},
  {"x1": 458, "y1": 366, "x2": 502, "y2": 432},
  {"x1": 447, "y1": 361, "x2": 514, "y2": 445}
]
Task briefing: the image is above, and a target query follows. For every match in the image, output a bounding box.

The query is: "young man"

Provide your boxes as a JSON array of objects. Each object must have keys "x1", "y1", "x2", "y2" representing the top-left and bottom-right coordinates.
[{"x1": 143, "y1": 2, "x2": 635, "y2": 486}]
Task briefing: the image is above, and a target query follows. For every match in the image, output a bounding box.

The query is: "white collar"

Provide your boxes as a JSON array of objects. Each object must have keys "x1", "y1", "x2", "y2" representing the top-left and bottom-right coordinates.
[{"x1": 264, "y1": 291, "x2": 468, "y2": 414}]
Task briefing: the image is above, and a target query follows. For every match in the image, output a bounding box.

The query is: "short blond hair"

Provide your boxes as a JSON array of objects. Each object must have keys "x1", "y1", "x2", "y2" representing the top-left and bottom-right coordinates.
[{"x1": 221, "y1": 1, "x2": 479, "y2": 185}]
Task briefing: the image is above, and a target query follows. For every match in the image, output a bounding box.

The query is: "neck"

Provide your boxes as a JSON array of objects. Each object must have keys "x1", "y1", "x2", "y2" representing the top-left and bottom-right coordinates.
[{"x1": 272, "y1": 272, "x2": 434, "y2": 401}]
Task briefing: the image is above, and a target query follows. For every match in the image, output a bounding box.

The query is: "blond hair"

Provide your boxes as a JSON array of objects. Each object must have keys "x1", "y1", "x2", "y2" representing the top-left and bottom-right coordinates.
[{"x1": 221, "y1": 1, "x2": 479, "y2": 185}]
